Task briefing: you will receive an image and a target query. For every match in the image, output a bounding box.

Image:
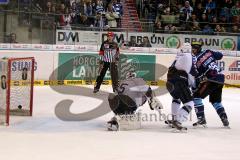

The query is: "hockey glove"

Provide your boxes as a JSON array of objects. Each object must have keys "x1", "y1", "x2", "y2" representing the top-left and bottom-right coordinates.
[{"x1": 148, "y1": 97, "x2": 163, "y2": 112}]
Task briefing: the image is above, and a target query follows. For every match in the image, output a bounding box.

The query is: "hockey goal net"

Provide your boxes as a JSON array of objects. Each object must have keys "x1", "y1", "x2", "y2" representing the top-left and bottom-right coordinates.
[{"x1": 0, "y1": 57, "x2": 34, "y2": 125}]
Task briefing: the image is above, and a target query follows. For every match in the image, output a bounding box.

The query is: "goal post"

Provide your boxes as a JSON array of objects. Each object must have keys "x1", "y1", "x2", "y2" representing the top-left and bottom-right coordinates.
[{"x1": 0, "y1": 57, "x2": 35, "y2": 125}]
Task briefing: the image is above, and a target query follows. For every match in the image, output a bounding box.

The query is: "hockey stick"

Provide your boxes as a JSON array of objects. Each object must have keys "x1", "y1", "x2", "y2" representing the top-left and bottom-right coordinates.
[{"x1": 205, "y1": 78, "x2": 240, "y2": 89}]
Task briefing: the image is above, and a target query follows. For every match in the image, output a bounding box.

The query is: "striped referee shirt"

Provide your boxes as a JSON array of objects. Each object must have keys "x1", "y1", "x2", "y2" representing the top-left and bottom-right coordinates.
[{"x1": 99, "y1": 40, "x2": 119, "y2": 63}]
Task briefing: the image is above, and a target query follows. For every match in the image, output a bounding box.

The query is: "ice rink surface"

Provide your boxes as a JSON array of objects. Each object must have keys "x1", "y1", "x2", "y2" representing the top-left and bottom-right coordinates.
[{"x1": 0, "y1": 86, "x2": 240, "y2": 160}]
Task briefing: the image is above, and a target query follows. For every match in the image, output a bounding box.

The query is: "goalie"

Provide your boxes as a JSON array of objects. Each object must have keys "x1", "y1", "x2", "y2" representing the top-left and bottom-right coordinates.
[{"x1": 107, "y1": 72, "x2": 163, "y2": 131}]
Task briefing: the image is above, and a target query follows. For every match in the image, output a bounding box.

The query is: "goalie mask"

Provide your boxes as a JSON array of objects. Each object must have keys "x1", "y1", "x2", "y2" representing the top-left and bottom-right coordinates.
[{"x1": 126, "y1": 71, "x2": 136, "y2": 79}]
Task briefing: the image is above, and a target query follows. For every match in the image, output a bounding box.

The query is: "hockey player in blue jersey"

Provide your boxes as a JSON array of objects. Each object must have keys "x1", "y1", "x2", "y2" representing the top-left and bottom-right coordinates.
[
  {"x1": 166, "y1": 43, "x2": 198, "y2": 131},
  {"x1": 191, "y1": 41, "x2": 229, "y2": 127}
]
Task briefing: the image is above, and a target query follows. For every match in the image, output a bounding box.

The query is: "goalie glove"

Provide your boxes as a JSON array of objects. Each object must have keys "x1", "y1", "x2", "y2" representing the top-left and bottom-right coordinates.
[{"x1": 148, "y1": 97, "x2": 163, "y2": 112}]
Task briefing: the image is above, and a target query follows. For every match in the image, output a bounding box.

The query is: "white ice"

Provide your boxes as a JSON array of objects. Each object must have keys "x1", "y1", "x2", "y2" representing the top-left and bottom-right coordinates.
[{"x1": 0, "y1": 86, "x2": 240, "y2": 160}]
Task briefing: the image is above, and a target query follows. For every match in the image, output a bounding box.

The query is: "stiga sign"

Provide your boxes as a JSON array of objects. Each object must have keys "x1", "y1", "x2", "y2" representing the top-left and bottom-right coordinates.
[{"x1": 58, "y1": 53, "x2": 156, "y2": 81}]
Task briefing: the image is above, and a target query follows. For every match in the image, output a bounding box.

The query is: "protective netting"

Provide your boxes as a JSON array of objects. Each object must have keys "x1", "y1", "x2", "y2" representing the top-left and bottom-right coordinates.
[
  {"x1": 0, "y1": 57, "x2": 34, "y2": 125},
  {"x1": 9, "y1": 58, "x2": 33, "y2": 116}
]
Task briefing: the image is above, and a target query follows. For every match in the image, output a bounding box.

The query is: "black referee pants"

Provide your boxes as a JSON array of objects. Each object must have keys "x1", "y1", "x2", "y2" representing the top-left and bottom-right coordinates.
[{"x1": 95, "y1": 61, "x2": 119, "y2": 91}]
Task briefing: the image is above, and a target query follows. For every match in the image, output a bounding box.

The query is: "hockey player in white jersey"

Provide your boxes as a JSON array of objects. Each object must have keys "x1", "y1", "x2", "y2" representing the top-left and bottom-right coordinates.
[
  {"x1": 107, "y1": 72, "x2": 163, "y2": 131},
  {"x1": 166, "y1": 43, "x2": 198, "y2": 131}
]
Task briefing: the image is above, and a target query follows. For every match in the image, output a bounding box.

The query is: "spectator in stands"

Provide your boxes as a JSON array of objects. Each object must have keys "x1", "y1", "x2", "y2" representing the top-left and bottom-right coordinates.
[
  {"x1": 202, "y1": 23, "x2": 214, "y2": 34},
  {"x1": 194, "y1": 2, "x2": 205, "y2": 22},
  {"x1": 105, "y1": 3, "x2": 119, "y2": 28},
  {"x1": 231, "y1": 1, "x2": 240, "y2": 24},
  {"x1": 214, "y1": 24, "x2": 226, "y2": 32},
  {"x1": 94, "y1": 0, "x2": 105, "y2": 28},
  {"x1": 232, "y1": 15, "x2": 240, "y2": 26},
  {"x1": 44, "y1": 1, "x2": 53, "y2": 13},
  {"x1": 105, "y1": 0, "x2": 112, "y2": 11},
  {"x1": 154, "y1": 17, "x2": 163, "y2": 32},
  {"x1": 164, "y1": 23, "x2": 178, "y2": 33},
  {"x1": 188, "y1": 13, "x2": 201, "y2": 31},
  {"x1": 219, "y1": 0, "x2": 234, "y2": 10},
  {"x1": 164, "y1": 7, "x2": 171, "y2": 15},
  {"x1": 186, "y1": 12, "x2": 198, "y2": 30},
  {"x1": 199, "y1": 13, "x2": 209, "y2": 29},
  {"x1": 95, "y1": 0, "x2": 105, "y2": 13},
  {"x1": 139, "y1": 36, "x2": 151, "y2": 47},
  {"x1": 180, "y1": 1, "x2": 193, "y2": 21},
  {"x1": 84, "y1": 0, "x2": 94, "y2": 26},
  {"x1": 178, "y1": 10, "x2": 187, "y2": 30},
  {"x1": 70, "y1": 2, "x2": 81, "y2": 24},
  {"x1": 190, "y1": 21, "x2": 201, "y2": 31},
  {"x1": 84, "y1": 0, "x2": 93, "y2": 16},
  {"x1": 78, "y1": 0, "x2": 86, "y2": 16},
  {"x1": 63, "y1": 8, "x2": 72, "y2": 30},
  {"x1": 128, "y1": 36, "x2": 139, "y2": 47},
  {"x1": 170, "y1": 0, "x2": 181, "y2": 14},
  {"x1": 219, "y1": 7, "x2": 231, "y2": 23},
  {"x1": 195, "y1": 0, "x2": 207, "y2": 6},
  {"x1": 142, "y1": 0, "x2": 150, "y2": 19},
  {"x1": 9, "y1": 33, "x2": 18, "y2": 43},
  {"x1": 156, "y1": 3, "x2": 165, "y2": 16},
  {"x1": 232, "y1": 24, "x2": 240, "y2": 32},
  {"x1": 57, "y1": 3, "x2": 67, "y2": 27},
  {"x1": 231, "y1": 1, "x2": 240, "y2": 15},
  {"x1": 210, "y1": 16, "x2": 218, "y2": 29},
  {"x1": 219, "y1": 15, "x2": 230, "y2": 29},
  {"x1": 112, "y1": 0, "x2": 123, "y2": 27},
  {"x1": 205, "y1": 0, "x2": 216, "y2": 13},
  {"x1": 61, "y1": 0, "x2": 71, "y2": 9}
]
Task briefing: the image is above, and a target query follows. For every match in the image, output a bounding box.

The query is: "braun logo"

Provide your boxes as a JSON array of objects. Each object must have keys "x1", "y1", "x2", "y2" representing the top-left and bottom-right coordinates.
[{"x1": 57, "y1": 32, "x2": 79, "y2": 42}]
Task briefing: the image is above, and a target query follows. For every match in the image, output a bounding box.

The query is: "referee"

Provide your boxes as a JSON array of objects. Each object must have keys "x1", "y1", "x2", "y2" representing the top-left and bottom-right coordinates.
[{"x1": 94, "y1": 32, "x2": 120, "y2": 93}]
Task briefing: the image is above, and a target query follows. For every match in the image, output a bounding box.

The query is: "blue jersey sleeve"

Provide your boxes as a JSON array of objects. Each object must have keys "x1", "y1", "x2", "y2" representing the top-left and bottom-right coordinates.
[{"x1": 205, "y1": 49, "x2": 223, "y2": 60}]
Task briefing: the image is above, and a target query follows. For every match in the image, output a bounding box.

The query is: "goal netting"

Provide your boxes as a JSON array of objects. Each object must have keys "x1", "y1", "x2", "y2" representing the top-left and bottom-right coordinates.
[{"x1": 0, "y1": 57, "x2": 34, "y2": 125}]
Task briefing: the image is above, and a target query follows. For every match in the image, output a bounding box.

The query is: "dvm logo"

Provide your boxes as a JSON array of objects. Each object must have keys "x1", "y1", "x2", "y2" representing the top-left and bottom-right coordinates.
[
  {"x1": 58, "y1": 31, "x2": 79, "y2": 43},
  {"x1": 229, "y1": 60, "x2": 240, "y2": 71}
]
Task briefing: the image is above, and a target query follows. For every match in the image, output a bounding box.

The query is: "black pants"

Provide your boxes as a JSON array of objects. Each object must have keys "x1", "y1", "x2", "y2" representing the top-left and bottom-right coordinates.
[
  {"x1": 194, "y1": 81, "x2": 223, "y2": 103},
  {"x1": 166, "y1": 67, "x2": 193, "y2": 104},
  {"x1": 95, "y1": 61, "x2": 119, "y2": 90},
  {"x1": 108, "y1": 93, "x2": 137, "y2": 115}
]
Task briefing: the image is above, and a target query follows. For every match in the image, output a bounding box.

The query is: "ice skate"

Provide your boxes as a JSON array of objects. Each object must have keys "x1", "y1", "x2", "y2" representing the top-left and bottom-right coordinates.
[
  {"x1": 165, "y1": 120, "x2": 175, "y2": 128},
  {"x1": 93, "y1": 87, "x2": 99, "y2": 93},
  {"x1": 221, "y1": 117, "x2": 230, "y2": 129},
  {"x1": 107, "y1": 117, "x2": 119, "y2": 131},
  {"x1": 172, "y1": 120, "x2": 187, "y2": 132},
  {"x1": 193, "y1": 118, "x2": 207, "y2": 128}
]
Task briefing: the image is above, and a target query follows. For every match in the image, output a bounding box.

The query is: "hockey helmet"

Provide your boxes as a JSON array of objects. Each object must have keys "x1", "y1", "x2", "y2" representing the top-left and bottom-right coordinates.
[
  {"x1": 126, "y1": 71, "x2": 136, "y2": 79},
  {"x1": 191, "y1": 41, "x2": 203, "y2": 53},
  {"x1": 107, "y1": 31, "x2": 114, "y2": 37}
]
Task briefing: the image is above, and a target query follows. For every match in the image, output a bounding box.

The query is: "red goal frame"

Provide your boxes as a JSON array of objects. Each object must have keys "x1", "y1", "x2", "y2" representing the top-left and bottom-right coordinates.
[{"x1": 5, "y1": 57, "x2": 35, "y2": 125}]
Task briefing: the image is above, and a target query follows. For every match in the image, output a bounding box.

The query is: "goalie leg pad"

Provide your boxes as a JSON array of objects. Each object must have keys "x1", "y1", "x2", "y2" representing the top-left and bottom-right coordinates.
[{"x1": 108, "y1": 113, "x2": 142, "y2": 131}]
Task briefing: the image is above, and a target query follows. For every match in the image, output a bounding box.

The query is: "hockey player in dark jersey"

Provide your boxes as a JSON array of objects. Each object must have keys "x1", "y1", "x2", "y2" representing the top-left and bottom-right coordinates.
[
  {"x1": 166, "y1": 43, "x2": 198, "y2": 131},
  {"x1": 94, "y1": 31, "x2": 120, "y2": 93},
  {"x1": 107, "y1": 72, "x2": 163, "y2": 131},
  {"x1": 191, "y1": 41, "x2": 229, "y2": 127}
]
